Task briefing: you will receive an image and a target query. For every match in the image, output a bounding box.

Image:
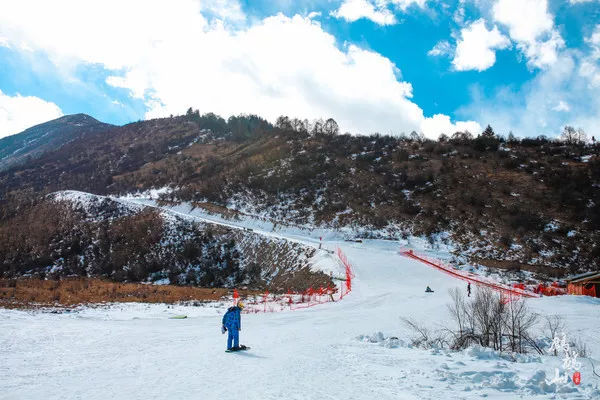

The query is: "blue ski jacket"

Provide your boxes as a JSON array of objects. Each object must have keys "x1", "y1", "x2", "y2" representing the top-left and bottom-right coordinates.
[{"x1": 222, "y1": 306, "x2": 241, "y2": 330}]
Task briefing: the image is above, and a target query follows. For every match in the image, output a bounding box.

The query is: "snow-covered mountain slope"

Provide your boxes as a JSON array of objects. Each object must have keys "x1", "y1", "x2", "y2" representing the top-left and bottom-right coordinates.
[
  {"x1": 1, "y1": 190, "x2": 338, "y2": 291},
  {"x1": 2, "y1": 208, "x2": 599, "y2": 399},
  {"x1": 65, "y1": 190, "x2": 345, "y2": 281}
]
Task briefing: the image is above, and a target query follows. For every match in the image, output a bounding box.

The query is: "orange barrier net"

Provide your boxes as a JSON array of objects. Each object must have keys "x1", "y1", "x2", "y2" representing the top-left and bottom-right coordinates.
[
  {"x1": 238, "y1": 246, "x2": 355, "y2": 313},
  {"x1": 399, "y1": 249, "x2": 540, "y2": 299},
  {"x1": 531, "y1": 283, "x2": 567, "y2": 296}
]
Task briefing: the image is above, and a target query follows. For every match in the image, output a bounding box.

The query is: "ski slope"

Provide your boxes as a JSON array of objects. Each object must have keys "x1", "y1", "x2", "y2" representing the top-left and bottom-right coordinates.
[{"x1": 2, "y1": 199, "x2": 600, "y2": 399}]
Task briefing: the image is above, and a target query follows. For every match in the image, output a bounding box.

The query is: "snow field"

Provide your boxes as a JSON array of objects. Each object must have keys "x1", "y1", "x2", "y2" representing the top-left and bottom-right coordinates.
[{"x1": 2, "y1": 196, "x2": 600, "y2": 399}]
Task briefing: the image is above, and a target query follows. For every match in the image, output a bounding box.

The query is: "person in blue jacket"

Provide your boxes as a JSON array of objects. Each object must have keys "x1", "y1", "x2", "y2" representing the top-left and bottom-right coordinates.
[{"x1": 222, "y1": 301, "x2": 244, "y2": 350}]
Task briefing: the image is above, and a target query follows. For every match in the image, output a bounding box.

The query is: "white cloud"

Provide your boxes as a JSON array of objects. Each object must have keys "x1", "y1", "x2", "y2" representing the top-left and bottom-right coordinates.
[
  {"x1": 0, "y1": 90, "x2": 63, "y2": 138},
  {"x1": 521, "y1": 29, "x2": 564, "y2": 67},
  {"x1": 331, "y1": 0, "x2": 429, "y2": 25},
  {"x1": 579, "y1": 25, "x2": 600, "y2": 87},
  {"x1": 493, "y1": 0, "x2": 552, "y2": 43},
  {"x1": 421, "y1": 114, "x2": 482, "y2": 137},
  {"x1": 492, "y1": 0, "x2": 564, "y2": 68},
  {"x1": 458, "y1": 48, "x2": 600, "y2": 138},
  {"x1": 452, "y1": 19, "x2": 510, "y2": 71},
  {"x1": 587, "y1": 24, "x2": 600, "y2": 58},
  {"x1": 198, "y1": 0, "x2": 245, "y2": 22},
  {"x1": 552, "y1": 100, "x2": 570, "y2": 112},
  {"x1": 0, "y1": 0, "x2": 476, "y2": 139},
  {"x1": 390, "y1": 0, "x2": 428, "y2": 10},
  {"x1": 331, "y1": 0, "x2": 396, "y2": 25},
  {"x1": 453, "y1": 3, "x2": 466, "y2": 25},
  {"x1": 428, "y1": 40, "x2": 452, "y2": 57},
  {"x1": 579, "y1": 58, "x2": 600, "y2": 87}
]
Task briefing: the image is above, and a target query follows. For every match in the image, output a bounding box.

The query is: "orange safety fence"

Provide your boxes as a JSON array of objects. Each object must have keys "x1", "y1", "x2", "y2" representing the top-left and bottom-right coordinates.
[
  {"x1": 237, "y1": 246, "x2": 355, "y2": 313},
  {"x1": 337, "y1": 246, "x2": 355, "y2": 299},
  {"x1": 401, "y1": 248, "x2": 599, "y2": 299},
  {"x1": 531, "y1": 283, "x2": 567, "y2": 296},
  {"x1": 399, "y1": 248, "x2": 540, "y2": 299}
]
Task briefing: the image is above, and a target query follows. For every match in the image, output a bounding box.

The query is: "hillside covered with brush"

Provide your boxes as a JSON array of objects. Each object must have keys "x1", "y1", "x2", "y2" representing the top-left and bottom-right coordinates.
[
  {"x1": 1, "y1": 110, "x2": 599, "y2": 279},
  {"x1": 0, "y1": 191, "x2": 332, "y2": 291}
]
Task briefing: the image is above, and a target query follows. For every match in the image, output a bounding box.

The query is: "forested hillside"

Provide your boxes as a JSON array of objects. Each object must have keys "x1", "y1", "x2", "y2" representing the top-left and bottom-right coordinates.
[{"x1": 1, "y1": 110, "x2": 598, "y2": 280}]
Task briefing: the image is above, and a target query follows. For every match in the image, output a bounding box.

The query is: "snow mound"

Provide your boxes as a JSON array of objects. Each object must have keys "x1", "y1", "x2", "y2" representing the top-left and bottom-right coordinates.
[
  {"x1": 466, "y1": 345, "x2": 542, "y2": 363},
  {"x1": 357, "y1": 332, "x2": 409, "y2": 348}
]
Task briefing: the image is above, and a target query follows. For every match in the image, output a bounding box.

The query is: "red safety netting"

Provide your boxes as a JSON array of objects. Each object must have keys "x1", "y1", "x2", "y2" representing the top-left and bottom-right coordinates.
[
  {"x1": 337, "y1": 246, "x2": 354, "y2": 299},
  {"x1": 236, "y1": 247, "x2": 355, "y2": 313},
  {"x1": 531, "y1": 283, "x2": 567, "y2": 296},
  {"x1": 567, "y1": 283, "x2": 597, "y2": 297},
  {"x1": 399, "y1": 248, "x2": 540, "y2": 299}
]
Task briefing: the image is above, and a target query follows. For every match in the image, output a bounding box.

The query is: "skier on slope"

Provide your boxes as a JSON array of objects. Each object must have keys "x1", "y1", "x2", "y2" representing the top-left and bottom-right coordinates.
[
  {"x1": 467, "y1": 282, "x2": 471, "y2": 297},
  {"x1": 222, "y1": 301, "x2": 245, "y2": 351}
]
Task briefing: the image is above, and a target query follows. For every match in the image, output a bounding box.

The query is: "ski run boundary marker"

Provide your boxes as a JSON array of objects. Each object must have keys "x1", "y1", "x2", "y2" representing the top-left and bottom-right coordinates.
[
  {"x1": 237, "y1": 246, "x2": 355, "y2": 313},
  {"x1": 399, "y1": 248, "x2": 540, "y2": 299}
]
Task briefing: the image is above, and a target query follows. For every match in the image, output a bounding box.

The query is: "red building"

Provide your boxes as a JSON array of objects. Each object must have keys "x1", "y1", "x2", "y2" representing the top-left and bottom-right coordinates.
[{"x1": 566, "y1": 271, "x2": 600, "y2": 298}]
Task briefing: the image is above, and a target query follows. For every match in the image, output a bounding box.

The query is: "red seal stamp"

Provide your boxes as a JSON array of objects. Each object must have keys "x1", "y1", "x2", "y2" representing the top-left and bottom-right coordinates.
[{"x1": 573, "y1": 371, "x2": 581, "y2": 385}]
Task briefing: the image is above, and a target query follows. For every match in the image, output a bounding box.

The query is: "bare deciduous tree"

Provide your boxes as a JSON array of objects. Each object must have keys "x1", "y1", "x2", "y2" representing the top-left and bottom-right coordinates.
[
  {"x1": 310, "y1": 118, "x2": 324, "y2": 136},
  {"x1": 323, "y1": 118, "x2": 339, "y2": 136},
  {"x1": 561, "y1": 125, "x2": 587, "y2": 145},
  {"x1": 275, "y1": 115, "x2": 292, "y2": 130},
  {"x1": 446, "y1": 287, "x2": 541, "y2": 354},
  {"x1": 401, "y1": 317, "x2": 448, "y2": 349}
]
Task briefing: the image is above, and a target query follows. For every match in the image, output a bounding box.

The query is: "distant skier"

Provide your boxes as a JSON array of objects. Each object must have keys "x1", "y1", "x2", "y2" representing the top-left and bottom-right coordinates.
[
  {"x1": 467, "y1": 282, "x2": 471, "y2": 297},
  {"x1": 222, "y1": 301, "x2": 245, "y2": 351},
  {"x1": 425, "y1": 286, "x2": 434, "y2": 293}
]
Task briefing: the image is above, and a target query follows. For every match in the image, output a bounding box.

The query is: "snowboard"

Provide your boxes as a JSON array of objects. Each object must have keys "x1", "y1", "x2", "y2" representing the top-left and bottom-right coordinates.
[{"x1": 225, "y1": 345, "x2": 250, "y2": 353}]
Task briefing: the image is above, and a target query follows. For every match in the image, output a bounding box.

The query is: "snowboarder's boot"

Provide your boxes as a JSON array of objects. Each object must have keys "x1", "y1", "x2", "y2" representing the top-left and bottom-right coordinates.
[{"x1": 226, "y1": 345, "x2": 250, "y2": 353}]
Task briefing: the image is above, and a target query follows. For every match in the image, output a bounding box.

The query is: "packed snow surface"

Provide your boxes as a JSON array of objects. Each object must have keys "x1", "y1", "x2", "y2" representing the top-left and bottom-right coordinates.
[{"x1": 2, "y1": 196, "x2": 600, "y2": 399}]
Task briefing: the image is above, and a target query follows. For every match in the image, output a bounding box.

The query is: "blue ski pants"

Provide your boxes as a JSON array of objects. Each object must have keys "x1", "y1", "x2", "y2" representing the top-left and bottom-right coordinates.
[{"x1": 227, "y1": 328, "x2": 239, "y2": 349}]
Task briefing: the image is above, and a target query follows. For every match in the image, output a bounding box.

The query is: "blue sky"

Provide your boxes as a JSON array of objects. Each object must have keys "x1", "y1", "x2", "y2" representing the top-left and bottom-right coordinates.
[{"x1": 0, "y1": 0, "x2": 599, "y2": 139}]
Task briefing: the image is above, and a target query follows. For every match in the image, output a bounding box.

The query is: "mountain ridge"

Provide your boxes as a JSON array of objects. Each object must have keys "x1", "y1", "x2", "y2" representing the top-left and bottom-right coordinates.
[
  {"x1": 1, "y1": 111, "x2": 598, "y2": 281},
  {"x1": 0, "y1": 113, "x2": 114, "y2": 172}
]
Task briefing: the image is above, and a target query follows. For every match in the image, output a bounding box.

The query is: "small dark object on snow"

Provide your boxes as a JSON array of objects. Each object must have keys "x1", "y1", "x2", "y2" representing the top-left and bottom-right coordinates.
[
  {"x1": 425, "y1": 286, "x2": 434, "y2": 293},
  {"x1": 225, "y1": 345, "x2": 250, "y2": 353}
]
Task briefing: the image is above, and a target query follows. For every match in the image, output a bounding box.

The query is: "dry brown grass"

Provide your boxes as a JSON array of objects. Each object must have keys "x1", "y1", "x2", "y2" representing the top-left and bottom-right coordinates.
[{"x1": 0, "y1": 278, "x2": 253, "y2": 309}]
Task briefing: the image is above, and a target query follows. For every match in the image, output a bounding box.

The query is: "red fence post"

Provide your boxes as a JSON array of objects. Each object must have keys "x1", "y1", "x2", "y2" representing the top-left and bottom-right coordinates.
[{"x1": 346, "y1": 264, "x2": 352, "y2": 292}]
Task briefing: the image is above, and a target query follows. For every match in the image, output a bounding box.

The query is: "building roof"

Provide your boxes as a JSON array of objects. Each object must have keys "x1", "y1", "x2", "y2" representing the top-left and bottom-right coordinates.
[{"x1": 567, "y1": 271, "x2": 600, "y2": 283}]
